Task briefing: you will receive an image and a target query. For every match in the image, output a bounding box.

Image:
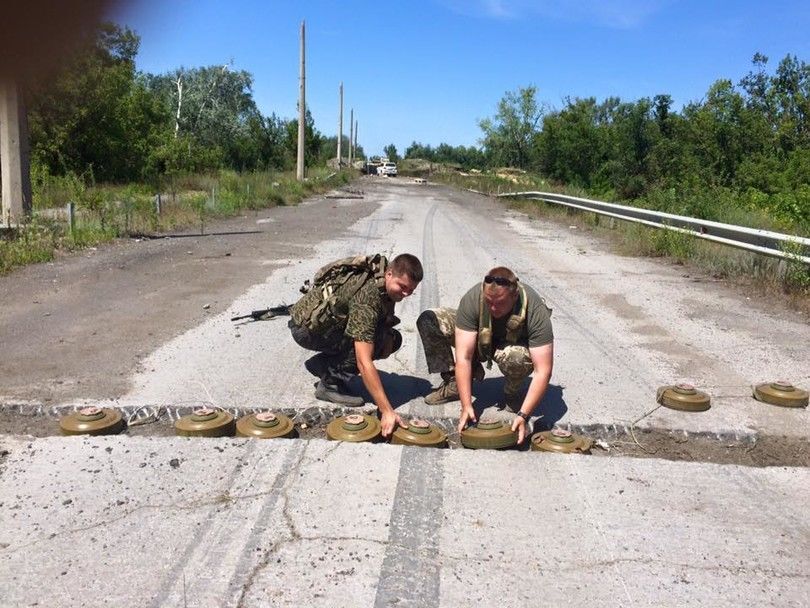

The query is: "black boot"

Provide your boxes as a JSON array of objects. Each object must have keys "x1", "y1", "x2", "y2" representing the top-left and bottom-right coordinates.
[
  {"x1": 304, "y1": 353, "x2": 329, "y2": 378},
  {"x1": 314, "y1": 380, "x2": 365, "y2": 407}
]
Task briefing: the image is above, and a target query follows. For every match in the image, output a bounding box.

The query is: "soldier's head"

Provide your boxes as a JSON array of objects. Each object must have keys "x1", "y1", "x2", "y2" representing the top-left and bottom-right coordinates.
[
  {"x1": 385, "y1": 254, "x2": 423, "y2": 302},
  {"x1": 482, "y1": 266, "x2": 519, "y2": 319}
]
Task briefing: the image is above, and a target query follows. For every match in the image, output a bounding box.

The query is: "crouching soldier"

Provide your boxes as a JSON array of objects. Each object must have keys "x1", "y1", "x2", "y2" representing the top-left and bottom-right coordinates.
[
  {"x1": 288, "y1": 253, "x2": 423, "y2": 437},
  {"x1": 417, "y1": 266, "x2": 553, "y2": 443}
]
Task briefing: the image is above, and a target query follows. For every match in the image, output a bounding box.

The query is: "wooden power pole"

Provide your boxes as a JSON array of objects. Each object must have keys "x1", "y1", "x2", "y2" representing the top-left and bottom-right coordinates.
[
  {"x1": 354, "y1": 119, "x2": 358, "y2": 161},
  {"x1": 337, "y1": 82, "x2": 343, "y2": 167},
  {"x1": 296, "y1": 21, "x2": 306, "y2": 181},
  {"x1": 348, "y1": 108, "x2": 353, "y2": 167}
]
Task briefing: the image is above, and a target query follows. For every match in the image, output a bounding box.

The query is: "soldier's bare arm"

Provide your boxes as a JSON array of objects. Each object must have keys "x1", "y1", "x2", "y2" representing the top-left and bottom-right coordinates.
[
  {"x1": 454, "y1": 327, "x2": 478, "y2": 432},
  {"x1": 511, "y1": 343, "x2": 554, "y2": 443},
  {"x1": 354, "y1": 339, "x2": 404, "y2": 437}
]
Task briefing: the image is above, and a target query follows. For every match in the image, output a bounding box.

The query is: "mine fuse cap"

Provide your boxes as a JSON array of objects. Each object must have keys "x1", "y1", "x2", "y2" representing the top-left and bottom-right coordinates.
[
  {"x1": 326, "y1": 414, "x2": 382, "y2": 443},
  {"x1": 175, "y1": 407, "x2": 235, "y2": 437},
  {"x1": 60, "y1": 407, "x2": 125, "y2": 436},
  {"x1": 531, "y1": 428, "x2": 593, "y2": 454},
  {"x1": 236, "y1": 411, "x2": 297, "y2": 438},
  {"x1": 460, "y1": 418, "x2": 518, "y2": 450},
  {"x1": 391, "y1": 418, "x2": 448, "y2": 448},
  {"x1": 752, "y1": 381, "x2": 809, "y2": 408},
  {"x1": 656, "y1": 383, "x2": 711, "y2": 412}
]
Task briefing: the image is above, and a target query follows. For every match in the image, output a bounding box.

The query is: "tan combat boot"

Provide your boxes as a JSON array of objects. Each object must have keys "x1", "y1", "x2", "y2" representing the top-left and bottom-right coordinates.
[{"x1": 424, "y1": 379, "x2": 460, "y2": 405}]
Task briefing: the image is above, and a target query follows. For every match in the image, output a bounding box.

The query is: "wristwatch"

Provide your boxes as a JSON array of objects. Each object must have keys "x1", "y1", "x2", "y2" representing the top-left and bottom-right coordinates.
[{"x1": 516, "y1": 411, "x2": 530, "y2": 422}]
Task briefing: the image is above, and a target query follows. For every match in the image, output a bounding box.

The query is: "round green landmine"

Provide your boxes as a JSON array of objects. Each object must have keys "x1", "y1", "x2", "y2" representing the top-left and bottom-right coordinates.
[
  {"x1": 60, "y1": 407, "x2": 125, "y2": 436},
  {"x1": 461, "y1": 418, "x2": 517, "y2": 450},
  {"x1": 657, "y1": 383, "x2": 711, "y2": 412},
  {"x1": 753, "y1": 381, "x2": 809, "y2": 408},
  {"x1": 175, "y1": 407, "x2": 235, "y2": 437},
  {"x1": 391, "y1": 418, "x2": 448, "y2": 448},
  {"x1": 531, "y1": 428, "x2": 593, "y2": 454},
  {"x1": 326, "y1": 414, "x2": 381, "y2": 443},
  {"x1": 236, "y1": 411, "x2": 297, "y2": 438}
]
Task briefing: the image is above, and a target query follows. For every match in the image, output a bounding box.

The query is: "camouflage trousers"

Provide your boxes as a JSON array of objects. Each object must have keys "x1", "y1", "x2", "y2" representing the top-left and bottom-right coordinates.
[
  {"x1": 416, "y1": 307, "x2": 533, "y2": 395},
  {"x1": 288, "y1": 320, "x2": 401, "y2": 387}
]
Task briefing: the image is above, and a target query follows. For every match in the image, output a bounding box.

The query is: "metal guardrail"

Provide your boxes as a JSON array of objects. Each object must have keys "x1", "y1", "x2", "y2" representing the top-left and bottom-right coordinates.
[{"x1": 498, "y1": 191, "x2": 810, "y2": 265}]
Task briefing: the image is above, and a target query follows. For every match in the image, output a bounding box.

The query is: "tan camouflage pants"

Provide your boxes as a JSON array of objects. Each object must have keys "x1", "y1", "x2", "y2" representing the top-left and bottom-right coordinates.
[{"x1": 416, "y1": 308, "x2": 533, "y2": 395}]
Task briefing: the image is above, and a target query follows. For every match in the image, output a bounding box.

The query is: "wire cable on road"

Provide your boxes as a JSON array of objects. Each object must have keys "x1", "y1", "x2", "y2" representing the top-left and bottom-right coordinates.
[{"x1": 628, "y1": 403, "x2": 663, "y2": 454}]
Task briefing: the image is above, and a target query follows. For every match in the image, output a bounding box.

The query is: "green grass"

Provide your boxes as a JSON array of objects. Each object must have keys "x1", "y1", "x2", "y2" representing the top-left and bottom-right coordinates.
[
  {"x1": 0, "y1": 167, "x2": 353, "y2": 275},
  {"x1": 435, "y1": 171, "x2": 810, "y2": 305}
]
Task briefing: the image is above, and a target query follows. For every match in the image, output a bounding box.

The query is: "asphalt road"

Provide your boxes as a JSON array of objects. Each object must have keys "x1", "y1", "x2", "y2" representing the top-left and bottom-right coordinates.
[{"x1": 1, "y1": 177, "x2": 808, "y2": 607}]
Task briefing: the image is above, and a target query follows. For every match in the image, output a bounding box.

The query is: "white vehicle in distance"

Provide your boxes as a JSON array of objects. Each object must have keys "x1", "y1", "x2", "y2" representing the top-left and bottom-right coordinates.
[{"x1": 377, "y1": 161, "x2": 397, "y2": 177}]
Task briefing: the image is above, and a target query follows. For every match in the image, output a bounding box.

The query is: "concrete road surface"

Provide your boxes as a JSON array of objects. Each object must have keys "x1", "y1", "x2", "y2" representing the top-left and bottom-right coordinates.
[
  {"x1": 1, "y1": 435, "x2": 808, "y2": 607},
  {"x1": 1, "y1": 177, "x2": 808, "y2": 606}
]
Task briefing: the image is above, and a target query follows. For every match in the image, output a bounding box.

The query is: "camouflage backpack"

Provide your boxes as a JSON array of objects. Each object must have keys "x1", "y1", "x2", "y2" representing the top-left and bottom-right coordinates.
[{"x1": 297, "y1": 254, "x2": 388, "y2": 333}]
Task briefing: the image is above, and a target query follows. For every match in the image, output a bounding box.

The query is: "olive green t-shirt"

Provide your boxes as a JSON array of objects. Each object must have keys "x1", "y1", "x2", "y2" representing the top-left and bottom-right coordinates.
[{"x1": 455, "y1": 282, "x2": 553, "y2": 348}]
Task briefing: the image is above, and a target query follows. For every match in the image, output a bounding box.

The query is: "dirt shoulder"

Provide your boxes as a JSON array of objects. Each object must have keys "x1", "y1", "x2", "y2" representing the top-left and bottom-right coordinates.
[{"x1": 0, "y1": 192, "x2": 378, "y2": 404}]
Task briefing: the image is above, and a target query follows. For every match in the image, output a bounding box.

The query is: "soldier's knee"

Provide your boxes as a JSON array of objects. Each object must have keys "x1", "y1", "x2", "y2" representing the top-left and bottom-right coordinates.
[
  {"x1": 494, "y1": 346, "x2": 532, "y2": 374},
  {"x1": 416, "y1": 310, "x2": 438, "y2": 336},
  {"x1": 376, "y1": 329, "x2": 402, "y2": 360}
]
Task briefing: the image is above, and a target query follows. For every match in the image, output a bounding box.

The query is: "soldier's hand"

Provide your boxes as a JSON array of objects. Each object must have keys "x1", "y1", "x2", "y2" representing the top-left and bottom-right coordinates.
[
  {"x1": 511, "y1": 416, "x2": 527, "y2": 444},
  {"x1": 381, "y1": 410, "x2": 405, "y2": 438},
  {"x1": 457, "y1": 405, "x2": 477, "y2": 434}
]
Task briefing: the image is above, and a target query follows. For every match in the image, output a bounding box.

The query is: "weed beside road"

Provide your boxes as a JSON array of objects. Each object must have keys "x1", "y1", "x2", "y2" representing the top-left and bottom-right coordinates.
[
  {"x1": 431, "y1": 170, "x2": 810, "y2": 309},
  {"x1": 0, "y1": 168, "x2": 350, "y2": 274}
]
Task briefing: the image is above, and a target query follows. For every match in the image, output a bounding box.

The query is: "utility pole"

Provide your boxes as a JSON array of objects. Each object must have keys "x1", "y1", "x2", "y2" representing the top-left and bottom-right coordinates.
[
  {"x1": 337, "y1": 82, "x2": 343, "y2": 168},
  {"x1": 348, "y1": 108, "x2": 353, "y2": 167},
  {"x1": 0, "y1": 79, "x2": 32, "y2": 227},
  {"x1": 352, "y1": 120, "x2": 357, "y2": 162},
  {"x1": 296, "y1": 20, "x2": 306, "y2": 181}
]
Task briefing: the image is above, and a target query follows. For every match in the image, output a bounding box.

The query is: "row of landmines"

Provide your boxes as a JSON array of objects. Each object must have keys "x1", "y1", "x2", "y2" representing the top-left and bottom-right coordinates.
[{"x1": 54, "y1": 380, "x2": 807, "y2": 453}]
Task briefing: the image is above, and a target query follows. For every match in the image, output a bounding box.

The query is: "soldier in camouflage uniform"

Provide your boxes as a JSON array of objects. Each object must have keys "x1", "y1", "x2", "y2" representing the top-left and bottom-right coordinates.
[
  {"x1": 417, "y1": 266, "x2": 553, "y2": 443},
  {"x1": 288, "y1": 253, "x2": 423, "y2": 437}
]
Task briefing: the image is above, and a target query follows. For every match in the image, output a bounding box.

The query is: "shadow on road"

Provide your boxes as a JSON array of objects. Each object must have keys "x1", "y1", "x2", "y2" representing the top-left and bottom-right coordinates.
[
  {"x1": 350, "y1": 371, "x2": 434, "y2": 408},
  {"x1": 470, "y1": 378, "x2": 568, "y2": 428}
]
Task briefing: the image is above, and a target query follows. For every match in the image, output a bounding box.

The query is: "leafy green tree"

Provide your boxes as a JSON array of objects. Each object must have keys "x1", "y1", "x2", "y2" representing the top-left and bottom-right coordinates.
[
  {"x1": 282, "y1": 108, "x2": 323, "y2": 168},
  {"x1": 26, "y1": 22, "x2": 171, "y2": 182},
  {"x1": 383, "y1": 144, "x2": 399, "y2": 161},
  {"x1": 536, "y1": 97, "x2": 608, "y2": 188},
  {"x1": 479, "y1": 86, "x2": 545, "y2": 169},
  {"x1": 405, "y1": 141, "x2": 433, "y2": 160},
  {"x1": 320, "y1": 135, "x2": 363, "y2": 164},
  {"x1": 145, "y1": 63, "x2": 263, "y2": 171}
]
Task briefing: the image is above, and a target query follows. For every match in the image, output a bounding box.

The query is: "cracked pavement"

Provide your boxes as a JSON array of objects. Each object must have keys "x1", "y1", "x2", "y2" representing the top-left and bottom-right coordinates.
[
  {"x1": 1, "y1": 178, "x2": 809, "y2": 606},
  {"x1": 1, "y1": 435, "x2": 808, "y2": 607}
]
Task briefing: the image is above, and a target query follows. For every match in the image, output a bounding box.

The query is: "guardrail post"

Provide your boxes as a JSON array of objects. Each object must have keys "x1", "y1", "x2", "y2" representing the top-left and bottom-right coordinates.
[
  {"x1": 67, "y1": 201, "x2": 75, "y2": 237},
  {"x1": 777, "y1": 259, "x2": 788, "y2": 280},
  {"x1": 154, "y1": 193, "x2": 161, "y2": 216}
]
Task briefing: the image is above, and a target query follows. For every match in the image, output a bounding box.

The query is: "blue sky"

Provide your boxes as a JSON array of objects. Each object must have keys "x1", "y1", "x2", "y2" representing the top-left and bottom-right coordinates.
[{"x1": 114, "y1": 0, "x2": 810, "y2": 158}]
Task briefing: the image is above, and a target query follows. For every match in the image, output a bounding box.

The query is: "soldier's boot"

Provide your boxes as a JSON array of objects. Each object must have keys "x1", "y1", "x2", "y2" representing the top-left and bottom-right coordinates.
[
  {"x1": 314, "y1": 380, "x2": 365, "y2": 407},
  {"x1": 424, "y1": 373, "x2": 460, "y2": 405},
  {"x1": 304, "y1": 354, "x2": 328, "y2": 378}
]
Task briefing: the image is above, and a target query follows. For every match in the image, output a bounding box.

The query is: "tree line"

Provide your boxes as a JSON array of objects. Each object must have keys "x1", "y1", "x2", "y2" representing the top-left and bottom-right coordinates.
[
  {"x1": 24, "y1": 22, "x2": 808, "y2": 231},
  {"x1": 24, "y1": 22, "x2": 361, "y2": 186},
  {"x1": 406, "y1": 54, "x2": 809, "y2": 231}
]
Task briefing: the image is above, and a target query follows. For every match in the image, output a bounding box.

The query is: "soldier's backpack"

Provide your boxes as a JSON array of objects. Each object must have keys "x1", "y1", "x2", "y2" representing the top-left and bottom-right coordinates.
[{"x1": 298, "y1": 254, "x2": 388, "y2": 333}]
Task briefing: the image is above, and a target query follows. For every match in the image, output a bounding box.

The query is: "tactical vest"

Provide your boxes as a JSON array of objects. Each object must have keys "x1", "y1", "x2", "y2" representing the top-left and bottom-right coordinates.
[
  {"x1": 477, "y1": 282, "x2": 528, "y2": 366},
  {"x1": 298, "y1": 254, "x2": 388, "y2": 333}
]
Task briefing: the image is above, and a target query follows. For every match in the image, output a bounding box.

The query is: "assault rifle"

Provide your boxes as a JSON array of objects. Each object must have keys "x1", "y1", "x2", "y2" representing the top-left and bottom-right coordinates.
[{"x1": 230, "y1": 304, "x2": 291, "y2": 323}]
